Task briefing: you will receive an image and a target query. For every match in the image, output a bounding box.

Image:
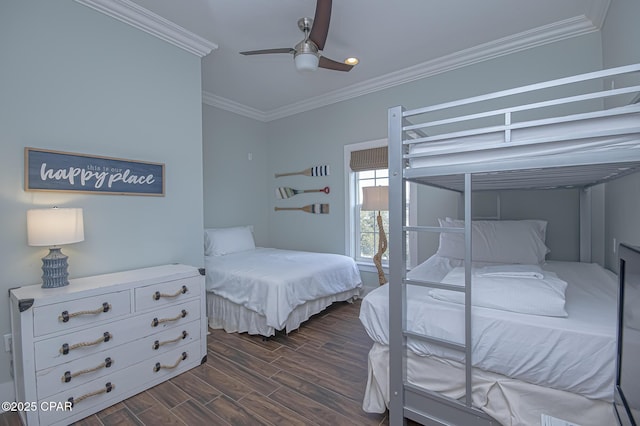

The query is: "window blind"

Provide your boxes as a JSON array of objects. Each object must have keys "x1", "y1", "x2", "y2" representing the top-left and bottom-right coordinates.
[{"x1": 349, "y1": 146, "x2": 388, "y2": 172}]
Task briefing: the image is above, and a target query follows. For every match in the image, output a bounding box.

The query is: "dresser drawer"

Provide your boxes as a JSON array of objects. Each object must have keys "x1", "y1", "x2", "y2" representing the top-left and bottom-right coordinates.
[
  {"x1": 34, "y1": 299, "x2": 201, "y2": 370},
  {"x1": 35, "y1": 319, "x2": 202, "y2": 400},
  {"x1": 134, "y1": 275, "x2": 202, "y2": 312},
  {"x1": 40, "y1": 341, "x2": 202, "y2": 426},
  {"x1": 33, "y1": 290, "x2": 131, "y2": 337},
  {"x1": 10, "y1": 264, "x2": 206, "y2": 426}
]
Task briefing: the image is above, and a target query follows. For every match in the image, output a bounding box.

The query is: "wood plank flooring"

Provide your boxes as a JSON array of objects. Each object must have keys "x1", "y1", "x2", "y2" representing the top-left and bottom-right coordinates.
[{"x1": 1, "y1": 299, "x2": 394, "y2": 426}]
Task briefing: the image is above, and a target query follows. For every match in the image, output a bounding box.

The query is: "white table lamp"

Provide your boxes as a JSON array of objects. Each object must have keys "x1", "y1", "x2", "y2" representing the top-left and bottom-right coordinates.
[
  {"x1": 27, "y1": 207, "x2": 84, "y2": 288},
  {"x1": 362, "y1": 186, "x2": 388, "y2": 285}
]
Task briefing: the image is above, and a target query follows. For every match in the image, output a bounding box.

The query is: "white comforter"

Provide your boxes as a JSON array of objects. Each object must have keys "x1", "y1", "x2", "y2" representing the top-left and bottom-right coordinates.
[
  {"x1": 359, "y1": 255, "x2": 618, "y2": 401},
  {"x1": 431, "y1": 266, "x2": 569, "y2": 317},
  {"x1": 206, "y1": 248, "x2": 362, "y2": 330}
]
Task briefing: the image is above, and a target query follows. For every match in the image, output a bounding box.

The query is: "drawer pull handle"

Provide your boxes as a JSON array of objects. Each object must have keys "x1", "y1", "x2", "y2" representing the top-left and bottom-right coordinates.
[
  {"x1": 60, "y1": 332, "x2": 112, "y2": 355},
  {"x1": 151, "y1": 310, "x2": 188, "y2": 327},
  {"x1": 153, "y1": 285, "x2": 188, "y2": 301},
  {"x1": 153, "y1": 352, "x2": 188, "y2": 372},
  {"x1": 59, "y1": 302, "x2": 111, "y2": 323},
  {"x1": 152, "y1": 330, "x2": 189, "y2": 350},
  {"x1": 67, "y1": 382, "x2": 114, "y2": 408},
  {"x1": 62, "y1": 357, "x2": 113, "y2": 383}
]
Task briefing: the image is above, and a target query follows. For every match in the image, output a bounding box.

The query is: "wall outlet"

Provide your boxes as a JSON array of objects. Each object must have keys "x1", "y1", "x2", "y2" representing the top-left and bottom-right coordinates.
[{"x1": 3, "y1": 334, "x2": 11, "y2": 353}]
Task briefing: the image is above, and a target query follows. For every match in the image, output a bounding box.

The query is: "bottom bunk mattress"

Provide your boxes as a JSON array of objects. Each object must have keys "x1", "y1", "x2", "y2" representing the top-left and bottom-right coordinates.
[
  {"x1": 359, "y1": 256, "x2": 618, "y2": 425},
  {"x1": 205, "y1": 247, "x2": 363, "y2": 336},
  {"x1": 363, "y1": 343, "x2": 615, "y2": 426}
]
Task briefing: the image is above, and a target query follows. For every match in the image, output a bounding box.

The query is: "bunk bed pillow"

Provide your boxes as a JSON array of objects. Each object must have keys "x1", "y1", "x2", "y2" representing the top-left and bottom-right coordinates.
[
  {"x1": 437, "y1": 218, "x2": 549, "y2": 264},
  {"x1": 204, "y1": 226, "x2": 255, "y2": 256}
]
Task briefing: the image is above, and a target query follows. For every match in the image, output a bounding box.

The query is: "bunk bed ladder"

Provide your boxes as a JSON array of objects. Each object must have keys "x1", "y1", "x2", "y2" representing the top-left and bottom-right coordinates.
[{"x1": 388, "y1": 106, "x2": 496, "y2": 426}]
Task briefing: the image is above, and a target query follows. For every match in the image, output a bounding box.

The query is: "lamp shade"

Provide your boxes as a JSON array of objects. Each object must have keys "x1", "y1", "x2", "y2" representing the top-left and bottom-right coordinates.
[
  {"x1": 294, "y1": 52, "x2": 319, "y2": 71},
  {"x1": 27, "y1": 208, "x2": 84, "y2": 246},
  {"x1": 361, "y1": 186, "x2": 389, "y2": 211}
]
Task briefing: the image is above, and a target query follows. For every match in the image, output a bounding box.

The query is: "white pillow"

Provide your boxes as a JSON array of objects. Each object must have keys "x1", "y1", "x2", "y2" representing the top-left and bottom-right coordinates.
[
  {"x1": 430, "y1": 266, "x2": 568, "y2": 317},
  {"x1": 437, "y1": 218, "x2": 550, "y2": 264},
  {"x1": 204, "y1": 226, "x2": 255, "y2": 256}
]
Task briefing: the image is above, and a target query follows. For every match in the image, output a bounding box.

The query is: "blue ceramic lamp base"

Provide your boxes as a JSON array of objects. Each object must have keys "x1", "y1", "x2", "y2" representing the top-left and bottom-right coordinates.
[{"x1": 41, "y1": 247, "x2": 70, "y2": 288}]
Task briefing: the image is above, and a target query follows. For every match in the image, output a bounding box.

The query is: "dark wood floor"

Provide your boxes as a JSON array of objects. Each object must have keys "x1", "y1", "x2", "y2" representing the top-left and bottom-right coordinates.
[{"x1": 1, "y1": 299, "x2": 394, "y2": 426}]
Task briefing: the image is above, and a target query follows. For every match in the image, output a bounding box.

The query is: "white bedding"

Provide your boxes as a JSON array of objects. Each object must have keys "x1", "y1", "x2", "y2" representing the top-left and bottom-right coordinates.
[
  {"x1": 359, "y1": 255, "x2": 618, "y2": 401},
  {"x1": 206, "y1": 247, "x2": 362, "y2": 331},
  {"x1": 364, "y1": 343, "x2": 616, "y2": 426},
  {"x1": 431, "y1": 266, "x2": 569, "y2": 317},
  {"x1": 408, "y1": 110, "x2": 640, "y2": 168}
]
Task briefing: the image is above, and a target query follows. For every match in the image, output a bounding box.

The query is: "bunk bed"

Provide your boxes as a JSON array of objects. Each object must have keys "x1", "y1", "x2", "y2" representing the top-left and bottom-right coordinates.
[{"x1": 361, "y1": 64, "x2": 640, "y2": 426}]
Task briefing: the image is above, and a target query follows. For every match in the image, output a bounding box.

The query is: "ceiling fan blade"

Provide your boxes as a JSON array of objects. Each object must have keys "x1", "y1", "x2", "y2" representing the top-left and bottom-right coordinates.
[
  {"x1": 318, "y1": 56, "x2": 353, "y2": 72},
  {"x1": 308, "y1": 0, "x2": 331, "y2": 51},
  {"x1": 240, "y1": 48, "x2": 295, "y2": 56}
]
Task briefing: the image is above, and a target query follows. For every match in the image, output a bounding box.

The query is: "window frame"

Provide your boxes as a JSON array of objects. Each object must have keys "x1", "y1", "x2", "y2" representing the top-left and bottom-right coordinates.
[
  {"x1": 344, "y1": 139, "x2": 388, "y2": 272},
  {"x1": 344, "y1": 139, "x2": 417, "y2": 272}
]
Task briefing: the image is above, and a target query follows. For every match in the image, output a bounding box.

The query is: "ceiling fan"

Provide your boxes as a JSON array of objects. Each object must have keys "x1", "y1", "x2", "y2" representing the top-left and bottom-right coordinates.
[{"x1": 239, "y1": 0, "x2": 354, "y2": 72}]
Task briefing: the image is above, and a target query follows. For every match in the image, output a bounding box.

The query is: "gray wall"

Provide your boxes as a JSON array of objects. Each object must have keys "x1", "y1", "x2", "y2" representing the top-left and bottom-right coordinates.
[
  {"x1": 601, "y1": 0, "x2": 640, "y2": 271},
  {"x1": 0, "y1": 0, "x2": 205, "y2": 394},
  {"x1": 605, "y1": 174, "x2": 640, "y2": 271},
  {"x1": 202, "y1": 105, "x2": 269, "y2": 246}
]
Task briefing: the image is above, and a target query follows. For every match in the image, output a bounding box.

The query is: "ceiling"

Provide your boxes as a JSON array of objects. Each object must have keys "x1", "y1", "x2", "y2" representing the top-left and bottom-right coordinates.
[{"x1": 123, "y1": 0, "x2": 610, "y2": 121}]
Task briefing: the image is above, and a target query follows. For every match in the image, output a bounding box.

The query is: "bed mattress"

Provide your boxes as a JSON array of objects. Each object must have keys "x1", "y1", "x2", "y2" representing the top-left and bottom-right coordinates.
[
  {"x1": 408, "y1": 110, "x2": 640, "y2": 170},
  {"x1": 363, "y1": 342, "x2": 615, "y2": 426},
  {"x1": 206, "y1": 247, "x2": 362, "y2": 331},
  {"x1": 359, "y1": 255, "x2": 618, "y2": 401}
]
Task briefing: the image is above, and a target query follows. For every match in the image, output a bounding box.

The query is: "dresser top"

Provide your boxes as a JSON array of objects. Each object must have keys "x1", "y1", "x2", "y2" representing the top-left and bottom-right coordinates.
[{"x1": 10, "y1": 264, "x2": 200, "y2": 305}]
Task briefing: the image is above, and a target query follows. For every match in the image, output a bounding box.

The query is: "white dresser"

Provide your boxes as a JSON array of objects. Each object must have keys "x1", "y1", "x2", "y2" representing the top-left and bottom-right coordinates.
[{"x1": 9, "y1": 264, "x2": 207, "y2": 426}]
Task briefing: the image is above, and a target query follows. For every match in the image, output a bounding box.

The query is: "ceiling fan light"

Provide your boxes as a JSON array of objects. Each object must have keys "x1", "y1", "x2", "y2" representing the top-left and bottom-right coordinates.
[{"x1": 294, "y1": 52, "x2": 319, "y2": 72}]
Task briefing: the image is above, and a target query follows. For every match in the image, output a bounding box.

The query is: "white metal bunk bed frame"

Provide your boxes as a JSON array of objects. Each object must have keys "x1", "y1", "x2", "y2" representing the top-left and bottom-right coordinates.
[{"x1": 387, "y1": 64, "x2": 640, "y2": 426}]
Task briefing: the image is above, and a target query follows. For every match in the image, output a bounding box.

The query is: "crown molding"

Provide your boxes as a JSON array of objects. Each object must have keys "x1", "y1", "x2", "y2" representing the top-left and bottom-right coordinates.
[
  {"x1": 74, "y1": 0, "x2": 218, "y2": 57},
  {"x1": 202, "y1": 92, "x2": 268, "y2": 122},
  {"x1": 264, "y1": 16, "x2": 599, "y2": 121},
  {"x1": 206, "y1": 15, "x2": 599, "y2": 122},
  {"x1": 585, "y1": 0, "x2": 611, "y2": 29}
]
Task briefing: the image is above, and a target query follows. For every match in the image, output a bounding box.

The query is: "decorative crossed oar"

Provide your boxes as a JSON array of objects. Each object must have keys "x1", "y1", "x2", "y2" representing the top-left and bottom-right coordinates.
[
  {"x1": 275, "y1": 204, "x2": 330, "y2": 214},
  {"x1": 275, "y1": 165, "x2": 330, "y2": 178},
  {"x1": 276, "y1": 186, "x2": 330, "y2": 199}
]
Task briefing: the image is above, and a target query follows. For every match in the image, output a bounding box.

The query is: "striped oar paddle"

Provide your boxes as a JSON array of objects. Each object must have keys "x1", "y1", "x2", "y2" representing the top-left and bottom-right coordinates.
[
  {"x1": 275, "y1": 165, "x2": 330, "y2": 178},
  {"x1": 275, "y1": 204, "x2": 330, "y2": 214},
  {"x1": 276, "y1": 186, "x2": 330, "y2": 199}
]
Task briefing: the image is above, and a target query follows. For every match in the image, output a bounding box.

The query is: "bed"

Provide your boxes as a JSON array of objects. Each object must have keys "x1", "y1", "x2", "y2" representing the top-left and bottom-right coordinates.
[
  {"x1": 379, "y1": 63, "x2": 640, "y2": 426},
  {"x1": 204, "y1": 226, "x2": 363, "y2": 337},
  {"x1": 360, "y1": 252, "x2": 619, "y2": 425}
]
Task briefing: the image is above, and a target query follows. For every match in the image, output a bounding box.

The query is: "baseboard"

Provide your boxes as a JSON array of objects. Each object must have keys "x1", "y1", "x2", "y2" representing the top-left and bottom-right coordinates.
[{"x1": 0, "y1": 380, "x2": 16, "y2": 412}]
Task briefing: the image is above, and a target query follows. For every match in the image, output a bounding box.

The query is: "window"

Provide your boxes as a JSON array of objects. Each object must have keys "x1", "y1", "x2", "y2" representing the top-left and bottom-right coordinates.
[
  {"x1": 344, "y1": 139, "x2": 415, "y2": 270},
  {"x1": 356, "y1": 169, "x2": 389, "y2": 264},
  {"x1": 344, "y1": 139, "x2": 389, "y2": 269}
]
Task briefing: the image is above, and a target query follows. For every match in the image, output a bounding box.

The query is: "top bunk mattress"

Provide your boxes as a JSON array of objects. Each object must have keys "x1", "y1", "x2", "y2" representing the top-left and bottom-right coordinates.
[
  {"x1": 396, "y1": 63, "x2": 640, "y2": 189},
  {"x1": 359, "y1": 255, "x2": 618, "y2": 401},
  {"x1": 406, "y1": 108, "x2": 640, "y2": 186}
]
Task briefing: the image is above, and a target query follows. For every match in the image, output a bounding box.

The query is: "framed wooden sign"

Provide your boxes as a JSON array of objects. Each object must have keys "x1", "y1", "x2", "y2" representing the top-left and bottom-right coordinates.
[{"x1": 25, "y1": 148, "x2": 165, "y2": 196}]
